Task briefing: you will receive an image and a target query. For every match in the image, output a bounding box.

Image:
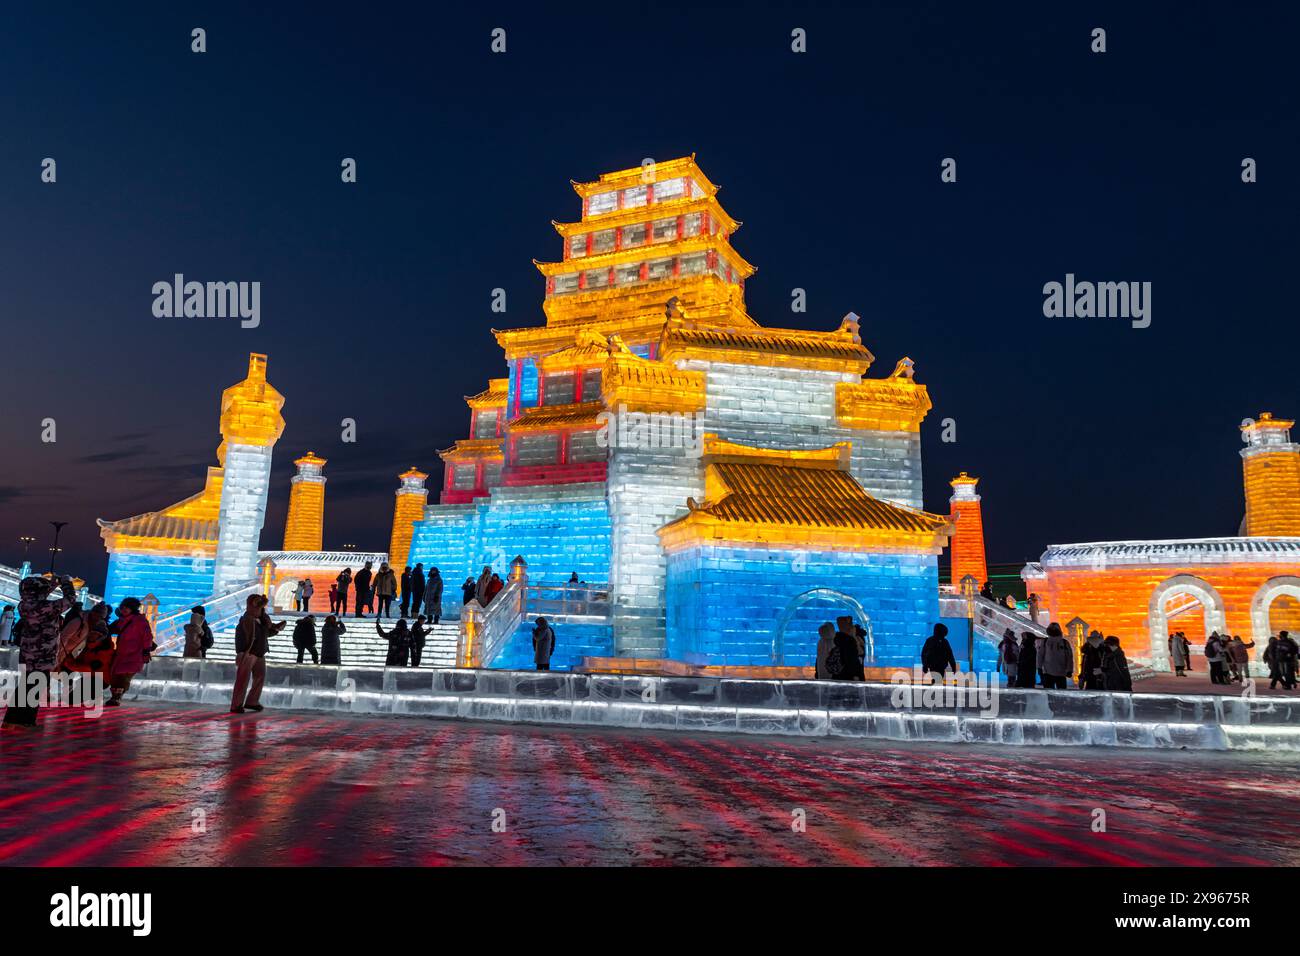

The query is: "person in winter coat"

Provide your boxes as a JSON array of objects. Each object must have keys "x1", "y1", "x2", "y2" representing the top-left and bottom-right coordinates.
[
  {"x1": 2, "y1": 574, "x2": 76, "y2": 728},
  {"x1": 336, "y1": 568, "x2": 352, "y2": 616},
  {"x1": 920, "y1": 623, "x2": 958, "y2": 684},
  {"x1": 814, "y1": 622, "x2": 837, "y2": 679},
  {"x1": 1039, "y1": 623, "x2": 1075, "y2": 689},
  {"x1": 66, "y1": 602, "x2": 114, "y2": 676},
  {"x1": 353, "y1": 562, "x2": 373, "y2": 618},
  {"x1": 1015, "y1": 632, "x2": 1038, "y2": 689},
  {"x1": 410, "y1": 616, "x2": 427, "y2": 667},
  {"x1": 532, "y1": 617, "x2": 556, "y2": 671},
  {"x1": 462, "y1": 577, "x2": 476, "y2": 605},
  {"x1": 997, "y1": 627, "x2": 1019, "y2": 687},
  {"x1": 837, "y1": 616, "x2": 865, "y2": 667},
  {"x1": 1100, "y1": 636, "x2": 1133, "y2": 692},
  {"x1": 55, "y1": 605, "x2": 89, "y2": 671},
  {"x1": 1168, "y1": 631, "x2": 1192, "y2": 676},
  {"x1": 328, "y1": 583, "x2": 339, "y2": 614},
  {"x1": 410, "y1": 564, "x2": 426, "y2": 619},
  {"x1": 399, "y1": 567, "x2": 413, "y2": 617},
  {"x1": 231, "y1": 594, "x2": 285, "y2": 714},
  {"x1": 1078, "y1": 630, "x2": 1105, "y2": 690},
  {"x1": 192, "y1": 605, "x2": 213, "y2": 658},
  {"x1": 292, "y1": 615, "x2": 318, "y2": 664},
  {"x1": 300, "y1": 578, "x2": 314, "y2": 612},
  {"x1": 1226, "y1": 635, "x2": 1255, "y2": 683},
  {"x1": 107, "y1": 596, "x2": 155, "y2": 706},
  {"x1": 1204, "y1": 631, "x2": 1229, "y2": 685},
  {"x1": 1265, "y1": 631, "x2": 1299, "y2": 690},
  {"x1": 374, "y1": 563, "x2": 397, "y2": 618},
  {"x1": 293, "y1": 579, "x2": 305, "y2": 612},
  {"x1": 423, "y1": 568, "x2": 444, "y2": 624},
  {"x1": 377, "y1": 619, "x2": 411, "y2": 667},
  {"x1": 320, "y1": 615, "x2": 346, "y2": 666},
  {"x1": 486, "y1": 573, "x2": 504, "y2": 604},
  {"x1": 829, "y1": 621, "x2": 866, "y2": 681},
  {"x1": 0, "y1": 605, "x2": 14, "y2": 646},
  {"x1": 183, "y1": 608, "x2": 207, "y2": 658},
  {"x1": 475, "y1": 566, "x2": 494, "y2": 606}
]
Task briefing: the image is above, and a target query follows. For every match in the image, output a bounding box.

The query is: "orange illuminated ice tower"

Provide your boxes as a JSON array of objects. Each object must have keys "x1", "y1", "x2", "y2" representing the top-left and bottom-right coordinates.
[
  {"x1": 283, "y1": 453, "x2": 327, "y2": 551},
  {"x1": 1241, "y1": 413, "x2": 1300, "y2": 536},
  {"x1": 948, "y1": 473, "x2": 988, "y2": 589},
  {"x1": 388, "y1": 467, "x2": 428, "y2": 578}
]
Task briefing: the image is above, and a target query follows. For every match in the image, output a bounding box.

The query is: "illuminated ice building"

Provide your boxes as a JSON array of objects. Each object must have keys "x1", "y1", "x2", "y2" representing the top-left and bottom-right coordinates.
[
  {"x1": 1021, "y1": 413, "x2": 1300, "y2": 673},
  {"x1": 407, "y1": 157, "x2": 956, "y2": 672}
]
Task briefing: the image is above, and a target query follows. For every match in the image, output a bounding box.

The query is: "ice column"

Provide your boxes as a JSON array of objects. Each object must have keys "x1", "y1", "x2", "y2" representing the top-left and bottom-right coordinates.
[{"x1": 213, "y1": 354, "x2": 286, "y2": 593}]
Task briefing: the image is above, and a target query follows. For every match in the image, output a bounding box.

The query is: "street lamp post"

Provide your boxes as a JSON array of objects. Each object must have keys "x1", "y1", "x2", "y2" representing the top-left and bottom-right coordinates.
[{"x1": 48, "y1": 521, "x2": 68, "y2": 575}]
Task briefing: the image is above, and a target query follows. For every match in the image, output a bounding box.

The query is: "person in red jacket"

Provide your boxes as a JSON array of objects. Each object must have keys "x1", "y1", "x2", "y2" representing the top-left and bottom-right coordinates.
[
  {"x1": 485, "y1": 573, "x2": 504, "y2": 604},
  {"x1": 107, "y1": 597, "x2": 155, "y2": 706}
]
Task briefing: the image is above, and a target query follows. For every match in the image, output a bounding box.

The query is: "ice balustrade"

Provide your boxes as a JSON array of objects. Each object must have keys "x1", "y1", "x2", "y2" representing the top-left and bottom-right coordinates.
[
  {"x1": 525, "y1": 581, "x2": 610, "y2": 619},
  {"x1": 457, "y1": 557, "x2": 529, "y2": 668},
  {"x1": 152, "y1": 580, "x2": 261, "y2": 655},
  {"x1": 0, "y1": 564, "x2": 22, "y2": 605},
  {"x1": 0, "y1": 561, "x2": 101, "y2": 609},
  {"x1": 939, "y1": 584, "x2": 1051, "y2": 644}
]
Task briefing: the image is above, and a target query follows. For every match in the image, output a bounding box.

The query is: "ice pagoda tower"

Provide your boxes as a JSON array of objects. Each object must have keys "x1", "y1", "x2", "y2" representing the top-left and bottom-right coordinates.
[{"x1": 408, "y1": 156, "x2": 950, "y2": 667}]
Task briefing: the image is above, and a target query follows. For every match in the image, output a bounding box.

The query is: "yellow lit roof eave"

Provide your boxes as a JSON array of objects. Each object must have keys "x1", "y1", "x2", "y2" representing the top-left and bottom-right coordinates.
[
  {"x1": 551, "y1": 195, "x2": 741, "y2": 237},
  {"x1": 438, "y1": 438, "x2": 504, "y2": 463},
  {"x1": 465, "y1": 378, "x2": 509, "y2": 410},
  {"x1": 535, "y1": 237, "x2": 757, "y2": 278},
  {"x1": 657, "y1": 510, "x2": 952, "y2": 556},
  {"x1": 507, "y1": 400, "x2": 607, "y2": 433},
  {"x1": 571, "y1": 156, "x2": 719, "y2": 199}
]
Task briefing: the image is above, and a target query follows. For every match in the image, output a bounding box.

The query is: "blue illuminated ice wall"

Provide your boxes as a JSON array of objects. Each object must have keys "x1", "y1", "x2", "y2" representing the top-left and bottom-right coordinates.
[
  {"x1": 102, "y1": 553, "x2": 216, "y2": 616},
  {"x1": 407, "y1": 484, "x2": 612, "y2": 618},
  {"x1": 664, "y1": 545, "x2": 941, "y2": 669}
]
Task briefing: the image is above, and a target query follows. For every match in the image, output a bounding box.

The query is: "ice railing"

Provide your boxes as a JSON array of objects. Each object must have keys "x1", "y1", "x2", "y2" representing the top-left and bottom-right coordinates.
[
  {"x1": 457, "y1": 558, "x2": 529, "y2": 668},
  {"x1": 939, "y1": 587, "x2": 1050, "y2": 643},
  {"x1": 0, "y1": 565, "x2": 21, "y2": 605},
  {"x1": 525, "y1": 582, "x2": 610, "y2": 620},
  {"x1": 153, "y1": 580, "x2": 262, "y2": 656}
]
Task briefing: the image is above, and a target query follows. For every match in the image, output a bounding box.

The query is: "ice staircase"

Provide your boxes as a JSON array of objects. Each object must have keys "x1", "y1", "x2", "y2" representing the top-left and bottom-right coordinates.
[{"x1": 204, "y1": 611, "x2": 461, "y2": 668}]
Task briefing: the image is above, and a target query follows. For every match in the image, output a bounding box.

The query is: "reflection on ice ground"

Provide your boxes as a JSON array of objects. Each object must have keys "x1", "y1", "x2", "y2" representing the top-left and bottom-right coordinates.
[{"x1": 1, "y1": 700, "x2": 1297, "y2": 866}]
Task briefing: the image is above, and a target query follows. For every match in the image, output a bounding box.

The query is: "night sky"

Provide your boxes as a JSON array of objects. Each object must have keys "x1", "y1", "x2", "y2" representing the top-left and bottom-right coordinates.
[{"x1": 2, "y1": 1, "x2": 1297, "y2": 591}]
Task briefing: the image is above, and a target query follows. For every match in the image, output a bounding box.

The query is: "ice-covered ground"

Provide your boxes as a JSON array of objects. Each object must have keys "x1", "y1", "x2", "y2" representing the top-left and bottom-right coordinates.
[{"x1": 1, "y1": 700, "x2": 1297, "y2": 866}]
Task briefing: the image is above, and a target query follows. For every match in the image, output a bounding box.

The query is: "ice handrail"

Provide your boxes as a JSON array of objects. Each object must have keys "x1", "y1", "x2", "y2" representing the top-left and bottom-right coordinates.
[
  {"x1": 153, "y1": 580, "x2": 261, "y2": 656},
  {"x1": 457, "y1": 559, "x2": 529, "y2": 668}
]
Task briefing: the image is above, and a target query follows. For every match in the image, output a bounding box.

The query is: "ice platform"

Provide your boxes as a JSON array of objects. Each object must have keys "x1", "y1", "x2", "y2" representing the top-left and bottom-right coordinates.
[{"x1": 3, "y1": 646, "x2": 1297, "y2": 750}]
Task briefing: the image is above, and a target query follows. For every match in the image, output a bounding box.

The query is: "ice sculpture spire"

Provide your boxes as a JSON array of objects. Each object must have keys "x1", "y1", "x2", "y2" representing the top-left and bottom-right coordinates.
[
  {"x1": 283, "y1": 452, "x2": 327, "y2": 551},
  {"x1": 948, "y1": 473, "x2": 987, "y2": 589},
  {"x1": 213, "y1": 353, "x2": 286, "y2": 592},
  {"x1": 388, "y1": 467, "x2": 428, "y2": 581},
  {"x1": 1240, "y1": 413, "x2": 1300, "y2": 536}
]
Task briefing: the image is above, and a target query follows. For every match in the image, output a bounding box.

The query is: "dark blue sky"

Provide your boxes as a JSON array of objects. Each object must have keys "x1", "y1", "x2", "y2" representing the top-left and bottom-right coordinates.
[{"x1": 2, "y1": 1, "x2": 1297, "y2": 589}]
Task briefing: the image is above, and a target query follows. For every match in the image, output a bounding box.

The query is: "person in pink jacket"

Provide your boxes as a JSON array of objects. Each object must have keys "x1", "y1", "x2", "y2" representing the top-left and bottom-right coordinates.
[{"x1": 107, "y1": 597, "x2": 155, "y2": 706}]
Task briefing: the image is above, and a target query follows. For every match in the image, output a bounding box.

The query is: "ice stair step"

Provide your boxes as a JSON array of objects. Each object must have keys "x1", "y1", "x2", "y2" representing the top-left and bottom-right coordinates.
[{"x1": 204, "y1": 615, "x2": 461, "y2": 668}]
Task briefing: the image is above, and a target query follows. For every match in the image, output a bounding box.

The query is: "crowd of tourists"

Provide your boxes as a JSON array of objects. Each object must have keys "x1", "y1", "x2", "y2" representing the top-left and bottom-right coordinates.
[
  {"x1": 992, "y1": 624, "x2": 1133, "y2": 691},
  {"x1": 1, "y1": 575, "x2": 160, "y2": 730},
  {"x1": 324, "y1": 562, "x2": 446, "y2": 622},
  {"x1": 1167, "y1": 628, "x2": 1297, "y2": 689},
  {"x1": 6, "y1": 565, "x2": 1299, "y2": 725}
]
